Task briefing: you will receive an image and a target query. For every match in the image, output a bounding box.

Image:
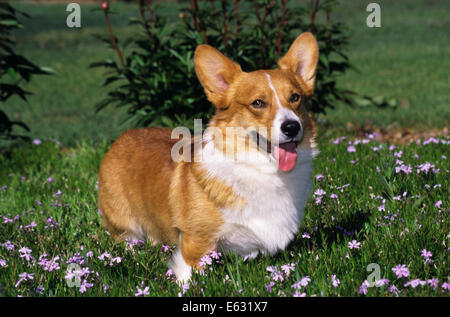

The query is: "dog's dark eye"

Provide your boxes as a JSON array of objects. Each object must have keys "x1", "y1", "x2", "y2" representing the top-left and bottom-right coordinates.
[
  {"x1": 251, "y1": 99, "x2": 266, "y2": 109},
  {"x1": 289, "y1": 93, "x2": 300, "y2": 103}
]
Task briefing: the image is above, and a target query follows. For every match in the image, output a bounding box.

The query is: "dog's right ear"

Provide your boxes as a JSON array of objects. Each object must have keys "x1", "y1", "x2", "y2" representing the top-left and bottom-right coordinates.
[{"x1": 194, "y1": 45, "x2": 242, "y2": 107}]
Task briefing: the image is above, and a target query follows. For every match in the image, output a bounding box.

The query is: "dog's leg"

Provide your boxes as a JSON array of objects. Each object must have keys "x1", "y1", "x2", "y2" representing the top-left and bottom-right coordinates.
[{"x1": 170, "y1": 232, "x2": 216, "y2": 283}]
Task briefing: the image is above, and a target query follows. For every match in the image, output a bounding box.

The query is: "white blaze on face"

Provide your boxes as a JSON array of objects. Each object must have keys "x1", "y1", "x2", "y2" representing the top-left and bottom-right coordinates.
[
  {"x1": 264, "y1": 73, "x2": 301, "y2": 144},
  {"x1": 264, "y1": 73, "x2": 303, "y2": 172}
]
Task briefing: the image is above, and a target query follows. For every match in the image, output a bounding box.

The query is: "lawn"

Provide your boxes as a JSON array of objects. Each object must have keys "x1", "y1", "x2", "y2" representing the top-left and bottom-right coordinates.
[
  {"x1": 0, "y1": 0, "x2": 448, "y2": 297},
  {"x1": 0, "y1": 133, "x2": 448, "y2": 297}
]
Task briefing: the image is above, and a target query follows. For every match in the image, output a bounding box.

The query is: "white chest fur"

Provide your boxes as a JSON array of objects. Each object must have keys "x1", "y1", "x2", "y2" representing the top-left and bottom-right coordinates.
[{"x1": 200, "y1": 142, "x2": 315, "y2": 258}]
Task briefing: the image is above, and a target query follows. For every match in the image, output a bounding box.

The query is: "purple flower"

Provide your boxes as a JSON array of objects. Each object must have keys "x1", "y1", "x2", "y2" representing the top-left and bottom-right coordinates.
[
  {"x1": 427, "y1": 278, "x2": 439, "y2": 289},
  {"x1": 423, "y1": 137, "x2": 439, "y2": 145},
  {"x1": 293, "y1": 291, "x2": 306, "y2": 297},
  {"x1": 301, "y1": 232, "x2": 311, "y2": 239},
  {"x1": 392, "y1": 264, "x2": 409, "y2": 278},
  {"x1": 38, "y1": 254, "x2": 60, "y2": 272},
  {"x1": 377, "y1": 199, "x2": 386, "y2": 212},
  {"x1": 66, "y1": 252, "x2": 85, "y2": 265},
  {"x1": 134, "y1": 283, "x2": 150, "y2": 297},
  {"x1": 45, "y1": 217, "x2": 59, "y2": 229},
  {"x1": 389, "y1": 285, "x2": 399, "y2": 296},
  {"x1": 15, "y1": 272, "x2": 34, "y2": 288},
  {"x1": 292, "y1": 276, "x2": 311, "y2": 289},
  {"x1": 165, "y1": 269, "x2": 174, "y2": 278},
  {"x1": 265, "y1": 281, "x2": 275, "y2": 293},
  {"x1": 272, "y1": 270, "x2": 284, "y2": 282},
  {"x1": 76, "y1": 267, "x2": 92, "y2": 278},
  {"x1": 416, "y1": 162, "x2": 437, "y2": 174},
  {"x1": 2, "y1": 241, "x2": 15, "y2": 251},
  {"x1": 314, "y1": 189, "x2": 326, "y2": 196},
  {"x1": 441, "y1": 282, "x2": 450, "y2": 291},
  {"x1": 32, "y1": 139, "x2": 42, "y2": 145},
  {"x1": 332, "y1": 136, "x2": 346, "y2": 144},
  {"x1": 98, "y1": 252, "x2": 111, "y2": 261},
  {"x1": 375, "y1": 278, "x2": 390, "y2": 287},
  {"x1": 209, "y1": 250, "x2": 221, "y2": 260},
  {"x1": 315, "y1": 174, "x2": 324, "y2": 182},
  {"x1": 372, "y1": 145, "x2": 382, "y2": 152},
  {"x1": 35, "y1": 285, "x2": 44, "y2": 294},
  {"x1": 404, "y1": 279, "x2": 426, "y2": 288},
  {"x1": 421, "y1": 249, "x2": 432, "y2": 259},
  {"x1": 162, "y1": 244, "x2": 171, "y2": 252},
  {"x1": 125, "y1": 238, "x2": 144, "y2": 248},
  {"x1": 347, "y1": 145, "x2": 356, "y2": 153},
  {"x1": 315, "y1": 196, "x2": 323, "y2": 205},
  {"x1": 348, "y1": 240, "x2": 361, "y2": 250},
  {"x1": 435, "y1": 200, "x2": 442, "y2": 208},
  {"x1": 181, "y1": 283, "x2": 189, "y2": 295},
  {"x1": 359, "y1": 280, "x2": 369, "y2": 295},
  {"x1": 0, "y1": 258, "x2": 6, "y2": 267},
  {"x1": 24, "y1": 221, "x2": 37, "y2": 229},
  {"x1": 396, "y1": 164, "x2": 412, "y2": 174},
  {"x1": 79, "y1": 279, "x2": 94, "y2": 293},
  {"x1": 19, "y1": 246, "x2": 34, "y2": 262},
  {"x1": 110, "y1": 257, "x2": 122, "y2": 265},
  {"x1": 52, "y1": 189, "x2": 62, "y2": 198},
  {"x1": 281, "y1": 263, "x2": 295, "y2": 277},
  {"x1": 331, "y1": 275, "x2": 340, "y2": 288},
  {"x1": 199, "y1": 254, "x2": 212, "y2": 268},
  {"x1": 394, "y1": 150, "x2": 403, "y2": 158},
  {"x1": 47, "y1": 177, "x2": 53, "y2": 183},
  {"x1": 330, "y1": 193, "x2": 338, "y2": 199}
]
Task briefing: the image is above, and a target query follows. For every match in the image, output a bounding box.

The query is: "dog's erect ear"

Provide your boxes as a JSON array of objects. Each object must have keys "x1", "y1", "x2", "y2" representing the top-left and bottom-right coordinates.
[
  {"x1": 278, "y1": 32, "x2": 319, "y2": 93},
  {"x1": 194, "y1": 44, "x2": 242, "y2": 107}
]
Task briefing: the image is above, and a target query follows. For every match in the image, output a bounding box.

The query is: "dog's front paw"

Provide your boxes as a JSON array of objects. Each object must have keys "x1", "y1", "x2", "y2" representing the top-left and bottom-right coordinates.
[
  {"x1": 169, "y1": 248, "x2": 192, "y2": 284},
  {"x1": 243, "y1": 250, "x2": 259, "y2": 262}
]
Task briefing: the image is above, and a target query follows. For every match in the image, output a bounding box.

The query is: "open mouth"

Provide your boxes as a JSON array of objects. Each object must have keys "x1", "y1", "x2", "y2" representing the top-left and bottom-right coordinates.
[{"x1": 253, "y1": 132, "x2": 299, "y2": 172}]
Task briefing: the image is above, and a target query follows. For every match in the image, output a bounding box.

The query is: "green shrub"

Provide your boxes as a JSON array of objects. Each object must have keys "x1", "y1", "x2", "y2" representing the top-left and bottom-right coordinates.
[
  {"x1": 0, "y1": 2, "x2": 52, "y2": 140},
  {"x1": 91, "y1": 0, "x2": 392, "y2": 130}
]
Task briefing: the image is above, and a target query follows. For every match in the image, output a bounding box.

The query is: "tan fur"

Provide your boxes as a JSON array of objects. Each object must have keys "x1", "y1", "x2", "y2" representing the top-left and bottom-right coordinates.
[{"x1": 98, "y1": 32, "x2": 319, "y2": 274}]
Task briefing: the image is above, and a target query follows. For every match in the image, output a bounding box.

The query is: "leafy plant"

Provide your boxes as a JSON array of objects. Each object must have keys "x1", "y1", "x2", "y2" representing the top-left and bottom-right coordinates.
[
  {"x1": 92, "y1": 0, "x2": 393, "y2": 130},
  {"x1": 0, "y1": 2, "x2": 52, "y2": 140}
]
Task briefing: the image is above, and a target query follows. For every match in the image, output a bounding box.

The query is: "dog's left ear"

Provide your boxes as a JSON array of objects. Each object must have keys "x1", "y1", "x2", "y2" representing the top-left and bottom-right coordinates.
[{"x1": 278, "y1": 32, "x2": 319, "y2": 93}]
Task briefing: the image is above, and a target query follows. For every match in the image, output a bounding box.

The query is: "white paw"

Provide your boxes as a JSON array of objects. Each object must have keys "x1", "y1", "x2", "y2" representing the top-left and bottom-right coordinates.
[
  {"x1": 243, "y1": 251, "x2": 259, "y2": 262},
  {"x1": 169, "y1": 248, "x2": 192, "y2": 284}
]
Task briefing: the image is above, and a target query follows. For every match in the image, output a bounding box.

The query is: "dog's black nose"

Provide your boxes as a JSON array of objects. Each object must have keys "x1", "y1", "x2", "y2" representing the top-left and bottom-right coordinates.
[{"x1": 281, "y1": 120, "x2": 301, "y2": 138}]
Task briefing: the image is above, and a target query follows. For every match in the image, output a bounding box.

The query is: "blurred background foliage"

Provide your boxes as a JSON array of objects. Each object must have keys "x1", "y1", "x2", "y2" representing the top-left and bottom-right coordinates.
[
  {"x1": 0, "y1": 2, "x2": 52, "y2": 141},
  {"x1": 0, "y1": 0, "x2": 448, "y2": 146},
  {"x1": 91, "y1": 0, "x2": 396, "y2": 131}
]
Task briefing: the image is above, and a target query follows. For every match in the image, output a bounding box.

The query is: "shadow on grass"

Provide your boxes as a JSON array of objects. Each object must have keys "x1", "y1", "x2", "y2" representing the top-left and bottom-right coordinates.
[{"x1": 290, "y1": 209, "x2": 372, "y2": 252}]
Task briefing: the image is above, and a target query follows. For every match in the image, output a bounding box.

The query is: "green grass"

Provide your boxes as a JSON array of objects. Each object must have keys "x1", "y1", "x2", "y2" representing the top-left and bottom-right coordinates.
[
  {"x1": 1, "y1": 0, "x2": 449, "y2": 147},
  {"x1": 323, "y1": 0, "x2": 450, "y2": 129},
  {"x1": 0, "y1": 133, "x2": 448, "y2": 296}
]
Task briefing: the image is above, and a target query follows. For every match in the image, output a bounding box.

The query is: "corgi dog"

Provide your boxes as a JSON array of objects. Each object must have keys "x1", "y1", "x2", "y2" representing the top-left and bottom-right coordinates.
[{"x1": 98, "y1": 32, "x2": 319, "y2": 282}]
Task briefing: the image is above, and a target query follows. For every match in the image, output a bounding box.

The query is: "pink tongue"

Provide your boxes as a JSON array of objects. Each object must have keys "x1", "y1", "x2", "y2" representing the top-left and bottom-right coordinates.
[{"x1": 274, "y1": 142, "x2": 298, "y2": 172}]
